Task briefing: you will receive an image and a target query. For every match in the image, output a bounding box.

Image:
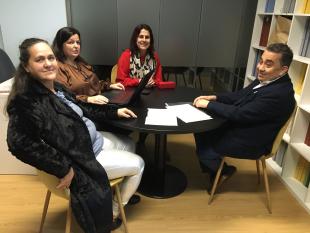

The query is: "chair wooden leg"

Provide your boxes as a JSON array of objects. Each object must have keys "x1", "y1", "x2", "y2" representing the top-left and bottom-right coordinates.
[
  {"x1": 115, "y1": 184, "x2": 129, "y2": 233},
  {"x1": 208, "y1": 158, "x2": 225, "y2": 204},
  {"x1": 256, "y1": 160, "x2": 260, "y2": 184},
  {"x1": 65, "y1": 198, "x2": 72, "y2": 233},
  {"x1": 39, "y1": 190, "x2": 51, "y2": 233},
  {"x1": 261, "y1": 159, "x2": 272, "y2": 214}
]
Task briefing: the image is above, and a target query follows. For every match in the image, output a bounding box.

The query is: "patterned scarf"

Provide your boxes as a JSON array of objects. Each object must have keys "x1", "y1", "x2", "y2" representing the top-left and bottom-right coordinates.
[{"x1": 129, "y1": 52, "x2": 156, "y2": 79}]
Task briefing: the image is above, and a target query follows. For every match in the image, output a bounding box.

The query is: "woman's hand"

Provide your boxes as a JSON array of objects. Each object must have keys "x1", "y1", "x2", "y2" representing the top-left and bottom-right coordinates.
[
  {"x1": 110, "y1": 83, "x2": 125, "y2": 90},
  {"x1": 117, "y1": 108, "x2": 137, "y2": 118},
  {"x1": 56, "y1": 167, "x2": 74, "y2": 190},
  {"x1": 87, "y1": 95, "x2": 109, "y2": 105},
  {"x1": 145, "y1": 77, "x2": 155, "y2": 88}
]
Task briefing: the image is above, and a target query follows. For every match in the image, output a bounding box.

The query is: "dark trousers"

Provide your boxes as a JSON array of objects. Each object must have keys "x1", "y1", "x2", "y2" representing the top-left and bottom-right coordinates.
[{"x1": 194, "y1": 128, "x2": 224, "y2": 173}]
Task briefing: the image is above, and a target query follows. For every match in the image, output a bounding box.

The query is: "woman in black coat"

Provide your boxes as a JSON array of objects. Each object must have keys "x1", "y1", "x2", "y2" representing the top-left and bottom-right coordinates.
[{"x1": 6, "y1": 38, "x2": 144, "y2": 233}]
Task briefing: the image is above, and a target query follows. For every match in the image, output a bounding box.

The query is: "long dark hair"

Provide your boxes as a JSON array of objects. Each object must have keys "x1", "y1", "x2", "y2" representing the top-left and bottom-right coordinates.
[
  {"x1": 6, "y1": 38, "x2": 49, "y2": 113},
  {"x1": 129, "y1": 24, "x2": 155, "y2": 59},
  {"x1": 52, "y1": 26, "x2": 85, "y2": 63}
]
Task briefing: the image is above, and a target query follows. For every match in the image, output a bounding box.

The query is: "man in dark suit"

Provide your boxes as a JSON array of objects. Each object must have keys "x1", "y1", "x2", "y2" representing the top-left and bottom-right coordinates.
[{"x1": 193, "y1": 43, "x2": 296, "y2": 187}]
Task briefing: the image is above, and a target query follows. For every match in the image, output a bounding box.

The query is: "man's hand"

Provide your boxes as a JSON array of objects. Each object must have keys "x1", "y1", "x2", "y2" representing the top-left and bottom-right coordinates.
[
  {"x1": 110, "y1": 83, "x2": 125, "y2": 90},
  {"x1": 193, "y1": 95, "x2": 216, "y2": 108},
  {"x1": 117, "y1": 108, "x2": 137, "y2": 118},
  {"x1": 194, "y1": 99, "x2": 210, "y2": 108},
  {"x1": 56, "y1": 167, "x2": 74, "y2": 190},
  {"x1": 87, "y1": 95, "x2": 109, "y2": 105},
  {"x1": 193, "y1": 95, "x2": 216, "y2": 105}
]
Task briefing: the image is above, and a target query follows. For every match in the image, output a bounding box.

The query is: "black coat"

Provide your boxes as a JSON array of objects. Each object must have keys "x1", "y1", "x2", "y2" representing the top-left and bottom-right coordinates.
[
  {"x1": 7, "y1": 79, "x2": 119, "y2": 233},
  {"x1": 207, "y1": 74, "x2": 295, "y2": 159}
]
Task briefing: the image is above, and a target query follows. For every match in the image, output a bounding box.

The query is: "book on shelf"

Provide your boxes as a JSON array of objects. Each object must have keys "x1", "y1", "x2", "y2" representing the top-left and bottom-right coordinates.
[
  {"x1": 282, "y1": 0, "x2": 295, "y2": 13},
  {"x1": 294, "y1": 156, "x2": 304, "y2": 181},
  {"x1": 301, "y1": 161, "x2": 310, "y2": 186},
  {"x1": 289, "y1": 0, "x2": 296, "y2": 13},
  {"x1": 299, "y1": 18, "x2": 310, "y2": 57},
  {"x1": 299, "y1": 0, "x2": 308, "y2": 13},
  {"x1": 294, "y1": 63, "x2": 307, "y2": 94},
  {"x1": 304, "y1": 18, "x2": 310, "y2": 58},
  {"x1": 282, "y1": 0, "x2": 289, "y2": 13},
  {"x1": 305, "y1": 0, "x2": 310, "y2": 13},
  {"x1": 265, "y1": 0, "x2": 276, "y2": 13},
  {"x1": 305, "y1": 28, "x2": 310, "y2": 58},
  {"x1": 304, "y1": 122, "x2": 310, "y2": 146},
  {"x1": 294, "y1": 156, "x2": 309, "y2": 183},
  {"x1": 305, "y1": 169, "x2": 310, "y2": 187},
  {"x1": 252, "y1": 50, "x2": 263, "y2": 77},
  {"x1": 274, "y1": 142, "x2": 288, "y2": 167},
  {"x1": 268, "y1": 16, "x2": 292, "y2": 45},
  {"x1": 259, "y1": 15, "x2": 272, "y2": 47}
]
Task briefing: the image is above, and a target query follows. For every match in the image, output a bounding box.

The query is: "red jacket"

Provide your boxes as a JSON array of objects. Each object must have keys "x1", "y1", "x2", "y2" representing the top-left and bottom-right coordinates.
[{"x1": 116, "y1": 49, "x2": 162, "y2": 87}]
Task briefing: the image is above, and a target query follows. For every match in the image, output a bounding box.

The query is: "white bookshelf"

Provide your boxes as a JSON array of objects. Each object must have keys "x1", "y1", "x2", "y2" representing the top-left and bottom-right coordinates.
[{"x1": 246, "y1": 0, "x2": 310, "y2": 213}]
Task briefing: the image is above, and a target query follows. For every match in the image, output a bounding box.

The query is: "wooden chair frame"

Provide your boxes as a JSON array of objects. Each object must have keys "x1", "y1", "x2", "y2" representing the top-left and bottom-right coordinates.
[
  {"x1": 208, "y1": 111, "x2": 295, "y2": 214},
  {"x1": 37, "y1": 170, "x2": 128, "y2": 233}
]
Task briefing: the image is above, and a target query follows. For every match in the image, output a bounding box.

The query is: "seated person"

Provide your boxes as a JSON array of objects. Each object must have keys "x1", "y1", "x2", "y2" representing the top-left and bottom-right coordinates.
[
  {"x1": 52, "y1": 26, "x2": 124, "y2": 105},
  {"x1": 193, "y1": 43, "x2": 296, "y2": 190},
  {"x1": 53, "y1": 26, "x2": 132, "y2": 135},
  {"x1": 6, "y1": 38, "x2": 144, "y2": 232},
  {"x1": 116, "y1": 24, "x2": 163, "y2": 87}
]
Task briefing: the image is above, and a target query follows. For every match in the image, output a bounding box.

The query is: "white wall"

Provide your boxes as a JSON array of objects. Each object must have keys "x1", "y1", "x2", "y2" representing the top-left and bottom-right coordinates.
[{"x1": 0, "y1": 0, "x2": 67, "y2": 66}]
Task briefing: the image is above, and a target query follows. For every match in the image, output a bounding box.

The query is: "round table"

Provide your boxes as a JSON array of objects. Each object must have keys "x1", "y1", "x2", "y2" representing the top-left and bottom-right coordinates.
[{"x1": 105, "y1": 87, "x2": 225, "y2": 198}]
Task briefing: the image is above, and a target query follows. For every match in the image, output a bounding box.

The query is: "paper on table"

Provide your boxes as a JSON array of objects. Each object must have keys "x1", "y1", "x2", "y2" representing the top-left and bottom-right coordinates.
[
  {"x1": 145, "y1": 108, "x2": 178, "y2": 126},
  {"x1": 165, "y1": 103, "x2": 212, "y2": 123}
]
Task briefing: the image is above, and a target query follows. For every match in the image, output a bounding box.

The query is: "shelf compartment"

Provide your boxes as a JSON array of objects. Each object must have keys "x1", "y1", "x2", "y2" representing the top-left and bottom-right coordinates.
[
  {"x1": 267, "y1": 157, "x2": 283, "y2": 175},
  {"x1": 283, "y1": 176, "x2": 308, "y2": 201},
  {"x1": 288, "y1": 15, "x2": 309, "y2": 55},
  {"x1": 290, "y1": 108, "x2": 310, "y2": 144},
  {"x1": 291, "y1": 143, "x2": 310, "y2": 161},
  {"x1": 288, "y1": 60, "x2": 307, "y2": 95}
]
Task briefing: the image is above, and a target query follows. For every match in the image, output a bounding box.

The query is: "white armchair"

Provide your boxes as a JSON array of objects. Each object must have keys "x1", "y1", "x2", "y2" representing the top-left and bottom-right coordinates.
[{"x1": 0, "y1": 78, "x2": 35, "y2": 174}]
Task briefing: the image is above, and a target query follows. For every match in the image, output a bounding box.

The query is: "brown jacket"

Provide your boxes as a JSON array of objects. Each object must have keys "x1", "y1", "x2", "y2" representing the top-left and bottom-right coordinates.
[{"x1": 56, "y1": 61, "x2": 111, "y2": 102}]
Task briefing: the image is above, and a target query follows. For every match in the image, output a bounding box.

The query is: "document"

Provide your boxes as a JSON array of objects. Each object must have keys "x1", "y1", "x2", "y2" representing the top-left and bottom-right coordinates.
[
  {"x1": 165, "y1": 103, "x2": 212, "y2": 123},
  {"x1": 145, "y1": 108, "x2": 178, "y2": 126}
]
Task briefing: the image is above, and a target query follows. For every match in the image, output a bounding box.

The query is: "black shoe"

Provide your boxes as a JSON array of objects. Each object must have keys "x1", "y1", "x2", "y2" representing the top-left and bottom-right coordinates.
[
  {"x1": 205, "y1": 164, "x2": 237, "y2": 194},
  {"x1": 111, "y1": 217, "x2": 122, "y2": 231},
  {"x1": 222, "y1": 164, "x2": 237, "y2": 179},
  {"x1": 128, "y1": 194, "x2": 141, "y2": 205}
]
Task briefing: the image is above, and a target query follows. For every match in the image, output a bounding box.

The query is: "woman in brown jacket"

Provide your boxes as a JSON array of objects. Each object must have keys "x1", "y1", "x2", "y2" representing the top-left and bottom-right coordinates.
[{"x1": 52, "y1": 26, "x2": 124, "y2": 105}]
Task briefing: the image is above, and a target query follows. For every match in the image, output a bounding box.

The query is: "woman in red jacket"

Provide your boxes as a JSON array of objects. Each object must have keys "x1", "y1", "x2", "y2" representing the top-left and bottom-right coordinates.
[{"x1": 116, "y1": 24, "x2": 163, "y2": 87}]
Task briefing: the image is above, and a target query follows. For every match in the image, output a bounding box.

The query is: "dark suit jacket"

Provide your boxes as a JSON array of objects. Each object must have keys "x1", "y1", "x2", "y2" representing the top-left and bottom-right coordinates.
[
  {"x1": 207, "y1": 74, "x2": 295, "y2": 159},
  {"x1": 7, "y1": 79, "x2": 119, "y2": 233}
]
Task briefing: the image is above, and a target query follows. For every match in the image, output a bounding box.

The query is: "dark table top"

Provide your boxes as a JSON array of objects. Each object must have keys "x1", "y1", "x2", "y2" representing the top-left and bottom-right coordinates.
[{"x1": 106, "y1": 86, "x2": 225, "y2": 134}]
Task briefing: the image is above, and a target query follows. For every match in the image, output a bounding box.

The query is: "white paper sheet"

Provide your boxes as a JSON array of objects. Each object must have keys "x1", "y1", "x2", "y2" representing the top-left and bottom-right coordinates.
[
  {"x1": 145, "y1": 108, "x2": 178, "y2": 126},
  {"x1": 165, "y1": 103, "x2": 212, "y2": 123}
]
